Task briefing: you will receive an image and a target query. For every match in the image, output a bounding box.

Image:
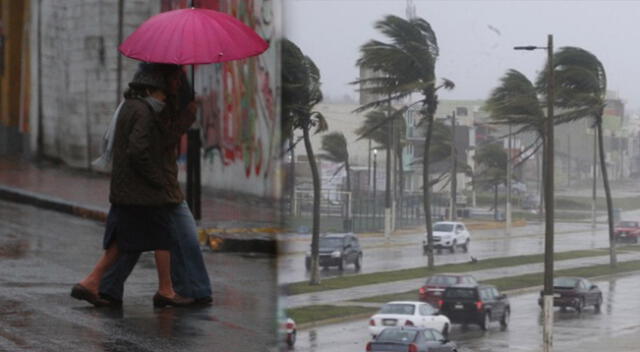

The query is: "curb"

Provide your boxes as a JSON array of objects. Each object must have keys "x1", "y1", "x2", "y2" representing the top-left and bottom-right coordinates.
[
  {"x1": 0, "y1": 185, "x2": 277, "y2": 254},
  {"x1": 0, "y1": 185, "x2": 108, "y2": 222}
]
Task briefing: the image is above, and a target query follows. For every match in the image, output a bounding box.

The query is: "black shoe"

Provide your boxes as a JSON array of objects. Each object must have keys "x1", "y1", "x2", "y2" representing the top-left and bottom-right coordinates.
[
  {"x1": 192, "y1": 296, "x2": 213, "y2": 306},
  {"x1": 71, "y1": 284, "x2": 110, "y2": 307},
  {"x1": 153, "y1": 293, "x2": 194, "y2": 308},
  {"x1": 99, "y1": 293, "x2": 123, "y2": 308}
]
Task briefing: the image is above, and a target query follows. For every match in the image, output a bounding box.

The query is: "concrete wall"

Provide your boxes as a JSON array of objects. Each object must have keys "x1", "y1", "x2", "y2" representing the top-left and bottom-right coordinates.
[
  {"x1": 29, "y1": 0, "x2": 157, "y2": 167},
  {"x1": 29, "y1": 0, "x2": 281, "y2": 198}
]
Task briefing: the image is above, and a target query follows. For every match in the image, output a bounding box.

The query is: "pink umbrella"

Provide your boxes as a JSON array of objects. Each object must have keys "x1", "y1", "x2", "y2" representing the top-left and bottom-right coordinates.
[
  {"x1": 119, "y1": 7, "x2": 269, "y2": 64},
  {"x1": 118, "y1": 7, "x2": 269, "y2": 221}
]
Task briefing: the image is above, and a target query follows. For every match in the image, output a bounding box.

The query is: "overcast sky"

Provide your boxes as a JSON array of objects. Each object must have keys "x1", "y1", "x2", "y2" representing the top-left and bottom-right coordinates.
[{"x1": 283, "y1": 0, "x2": 640, "y2": 111}]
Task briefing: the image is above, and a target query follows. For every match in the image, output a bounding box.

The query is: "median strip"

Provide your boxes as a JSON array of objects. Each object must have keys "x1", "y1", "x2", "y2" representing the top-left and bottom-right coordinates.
[
  {"x1": 289, "y1": 259, "x2": 640, "y2": 326},
  {"x1": 286, "y1": 245, "x2": 640, "y2": 295}
]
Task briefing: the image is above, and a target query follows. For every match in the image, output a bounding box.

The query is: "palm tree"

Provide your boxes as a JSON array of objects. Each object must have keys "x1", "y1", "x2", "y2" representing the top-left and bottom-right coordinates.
[
  {"x1": 319, "y1": 132, "x2": 351, "y2": 191},
  {"x1": 485, "y1": 69, "x2": 546, "y2": 215},
  {"x1": 536, "y1": 47, "x2": 616, "y2": 267},
  {"x1": 355, "y1": 107, "x2": 407, "y2": 197},
  {"x1": 282, "y1": 39, "x2": 328, "y2": 284},
  {"x1": 353, "y1": 15, "x2": 453, "y2": 268},
  {"x1": 475, "y1": 143, "x2": 509, "y2": 220},
  {"x1": 319, "y1": 132, "x2": 353, "y2": 230}
]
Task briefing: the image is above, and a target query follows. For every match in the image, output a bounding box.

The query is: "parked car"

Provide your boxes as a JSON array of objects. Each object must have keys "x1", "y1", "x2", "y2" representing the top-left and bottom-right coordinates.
[
  {"x1": 305, "y1": 233, "x2": 363, "y2": 271},
  {"x1": 368, "y1": 301, "x2": 451, "y2": 338},
  {"x1": 418, "y1": 274, "x2": 478, "y2": 306},
  {"x1": 366, "y1": 326, "x2": 457, "y2": 352},
  {"x1": 538, "y1": 277, "x2": 602, "y2": 313},
  {"x1": 423, "y1": 222, "x2": 471, "y2": 254},
  {"x1": 614, "y1": 221, "x2": 640, "y2": 243},
  {"x1": 285, "y1": 318, "x2": 296, "y2": 347},
  {"x1": 439, "y1": 284, "x2": 510, "y2": 331}
]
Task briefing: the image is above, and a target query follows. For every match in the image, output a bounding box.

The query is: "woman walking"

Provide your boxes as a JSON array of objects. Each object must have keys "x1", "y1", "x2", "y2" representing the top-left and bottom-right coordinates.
[{"x1": 71, "y1": 63, "x2": 194, "y2": 307}]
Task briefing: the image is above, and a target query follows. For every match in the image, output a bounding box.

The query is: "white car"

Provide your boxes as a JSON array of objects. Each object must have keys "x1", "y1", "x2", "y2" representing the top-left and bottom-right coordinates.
[
  {"x1": 368, "y1": 301, "x2": 451, "y2": 337},
  {"x1": 423, "y1": 221, "x2": 470, "y2": 253}
]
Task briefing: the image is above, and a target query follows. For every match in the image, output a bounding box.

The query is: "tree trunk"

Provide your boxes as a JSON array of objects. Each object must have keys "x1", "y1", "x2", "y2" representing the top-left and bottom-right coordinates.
[
  {"x1": 494, "y1": 184, "x2": 499, "y2": 221},
  {"x1": 303, "y1": 126, "x2": 321, "y2": 284},
  {"x1": 398, "y1": 148, "x2": 405, "y2": 197},
  {"x1": 289, "y1": 139, "x2": 296, "y2": 215},
  {"x1": 423, "y1": 114, "x2": 435, "y2": 269},
  {"x1": 345, "y1": 159, "x2": 352, "y2": 231},
  {"x1": 596, "y1": 122, "x2": 617, "y2": 267}
]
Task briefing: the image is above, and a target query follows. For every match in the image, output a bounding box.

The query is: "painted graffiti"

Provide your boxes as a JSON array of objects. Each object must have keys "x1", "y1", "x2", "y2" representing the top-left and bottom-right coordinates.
[{"x1": 163, "y1": 0, "x2": 277, "y2": 180}]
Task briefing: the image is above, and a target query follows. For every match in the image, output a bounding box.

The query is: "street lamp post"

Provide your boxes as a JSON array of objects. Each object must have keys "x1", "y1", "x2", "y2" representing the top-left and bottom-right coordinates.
[
  {"x1": 449, "y1": 111, "x2": 457, "y2": 221},
  {"x1": 515, "y1": 34, "x2": 554, "y2": 352}
]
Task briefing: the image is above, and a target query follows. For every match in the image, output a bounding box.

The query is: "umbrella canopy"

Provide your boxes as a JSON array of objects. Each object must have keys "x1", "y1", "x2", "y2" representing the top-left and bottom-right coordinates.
[{"x1": 119, "y1": 8, "x2": 269, "y2": 65}]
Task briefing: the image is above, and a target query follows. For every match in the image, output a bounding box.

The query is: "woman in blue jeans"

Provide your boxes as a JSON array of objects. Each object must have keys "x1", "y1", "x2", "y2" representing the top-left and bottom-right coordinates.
[
  {"x1": 98, "y1": 63, "x2": 212, "y2": 307},
  {"x1": 99, "y1": 201, "x2": 212, "y2": 306}
]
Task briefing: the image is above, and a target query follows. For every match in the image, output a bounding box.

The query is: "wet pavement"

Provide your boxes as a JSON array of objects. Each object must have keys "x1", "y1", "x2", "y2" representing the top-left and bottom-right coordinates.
[
  {"x1": 0, "y1": 200, "x2": 279, "y2": 352},
  {"x1": 278, "y1": 221, "x2": 615, "y2": 284},
  {"x1": 292, "y1": 273, "x2": 640, "y2": 352}
]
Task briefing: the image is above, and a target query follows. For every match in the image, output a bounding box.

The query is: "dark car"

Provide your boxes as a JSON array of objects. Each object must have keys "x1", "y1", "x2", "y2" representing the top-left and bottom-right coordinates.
[
  {"x1": 439, "y1": 284, "x2": 510, "y2": 331},
  {"x1": 305, "y1": 233, "x2": 363, "y2": 271},
  {"x1": 366, "y1": 326, "x2": 457, "y2": 352},
  {"x1": 614, "y1": 221, "x2": 640, "y2": 243},
  {"x1": 538, "y1": 277, "x2": 602, "y2": 313},
  {"x1": 418, "y1": 274, "x2": 478, "y2": 305}
]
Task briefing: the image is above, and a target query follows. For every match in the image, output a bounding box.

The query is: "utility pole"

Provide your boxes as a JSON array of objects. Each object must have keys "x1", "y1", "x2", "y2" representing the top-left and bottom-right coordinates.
[
  {"x1": 506, "y1": 123, "x2": 512, "y2": 235},
  {"x1": 373, "y1": 149, "x2": 378, "y2": 228},
  {"x1": 542, "y1": 34, "x2": 555, "y2": 352},
  {"x1": 514, "y1": 34, "x2": 555, "y2": 352},
  {"x1": 567, "y1": 134, "x2": 571, "y2": 187},
  {"x1": 449, "y1": 111, "x2": 457, "y2": 221},
  {"x1": 368, "y1": 138, "x2": 372, "y2": 188},
  {"x1": 384, "y1": 97, "x2": 393, "y2": 241},
  {"x1": 592, "y1": 128, "x2": 597, "y2": 229}
]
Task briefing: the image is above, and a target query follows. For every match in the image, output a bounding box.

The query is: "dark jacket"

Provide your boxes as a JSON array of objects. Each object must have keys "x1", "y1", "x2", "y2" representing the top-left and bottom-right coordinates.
[{"x1": 109, "y1": 98, "x2": 194, "y2": 206}]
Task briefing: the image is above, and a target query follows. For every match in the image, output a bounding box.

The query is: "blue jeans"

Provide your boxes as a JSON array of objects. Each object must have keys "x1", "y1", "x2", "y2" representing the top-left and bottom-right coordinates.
[{"x1": 99, "y1": 201, "x2": 212, "y2": 300}]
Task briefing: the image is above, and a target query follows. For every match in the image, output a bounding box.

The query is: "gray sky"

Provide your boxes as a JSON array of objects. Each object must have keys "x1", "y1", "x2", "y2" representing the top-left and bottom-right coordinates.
[{"x1": 284, "y1": 0, "x2": 640, "y2": 110}]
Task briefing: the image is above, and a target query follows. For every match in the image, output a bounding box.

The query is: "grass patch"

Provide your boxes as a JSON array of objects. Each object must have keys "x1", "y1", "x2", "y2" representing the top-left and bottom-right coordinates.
[
  {"x1": 356, "y1": 259, "x2": 640, "y2": 304},
  {"x1": 286, "y1": 245, "x2": 640, "y2": 295},
  {"x1": 286, "y1": 305, "x2": 378, "y2": 325}
]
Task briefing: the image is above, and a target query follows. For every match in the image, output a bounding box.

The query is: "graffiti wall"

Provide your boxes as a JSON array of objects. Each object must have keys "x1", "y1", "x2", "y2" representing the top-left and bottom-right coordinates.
[{"x1": 162, "y1": 0, "x2": 280, "y2": 198}]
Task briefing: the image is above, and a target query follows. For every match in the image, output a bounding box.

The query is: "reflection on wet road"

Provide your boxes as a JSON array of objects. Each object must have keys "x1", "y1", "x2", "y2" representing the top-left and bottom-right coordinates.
[
  {"x1": 0, "y1": 200, "x2": 278, "y2": 352},
  {"x1": 292, "y1": 273, "x2": 640, "y2": 352}
]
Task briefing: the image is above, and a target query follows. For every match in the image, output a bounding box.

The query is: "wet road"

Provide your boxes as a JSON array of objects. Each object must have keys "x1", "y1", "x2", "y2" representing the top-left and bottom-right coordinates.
[
  {"x1": 278, "y1": 220, "x2": 621, "y2": 284},
  {"x1": 292, "y1": 273, "x2": 640, "y2": 352},
  {"x1": 0, "y1": 200, "x2": 279, "y2": 352}
]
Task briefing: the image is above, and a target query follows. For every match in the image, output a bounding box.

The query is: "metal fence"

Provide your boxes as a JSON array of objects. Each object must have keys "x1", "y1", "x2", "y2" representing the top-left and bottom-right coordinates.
[{"x1": 290, "y1": 189, "x2": 449, "y2": 233}]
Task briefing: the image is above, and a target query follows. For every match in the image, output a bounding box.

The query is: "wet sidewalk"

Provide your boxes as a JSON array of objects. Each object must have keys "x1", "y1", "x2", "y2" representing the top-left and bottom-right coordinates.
[
  {"x1": 0, "y1": 156, "x2": 280, "y2": 252},
  {"x1": 286, "y1": 250, "x2": 640, "y2": 309}
]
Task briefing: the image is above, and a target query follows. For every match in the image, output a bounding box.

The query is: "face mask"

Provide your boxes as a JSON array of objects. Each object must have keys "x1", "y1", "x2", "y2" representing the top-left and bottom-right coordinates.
[{"x1": 144, "y1": 96, "x2": 166, "y2": 113}]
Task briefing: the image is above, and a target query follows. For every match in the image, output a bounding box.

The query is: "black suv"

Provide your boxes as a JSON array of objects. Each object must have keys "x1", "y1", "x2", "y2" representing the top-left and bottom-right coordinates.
[
  {"x1": 439, "y1": 284, "x2": 510, "y2": 331},
  {"x1": 305, "y1": 233, "x2": 363, "y2": 271}
]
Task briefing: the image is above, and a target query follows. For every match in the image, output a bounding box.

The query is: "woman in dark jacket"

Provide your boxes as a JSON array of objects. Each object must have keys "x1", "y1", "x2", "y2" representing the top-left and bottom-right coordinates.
[{"x1": 71, "y1": 64, "x2": 193, "y2": 307}]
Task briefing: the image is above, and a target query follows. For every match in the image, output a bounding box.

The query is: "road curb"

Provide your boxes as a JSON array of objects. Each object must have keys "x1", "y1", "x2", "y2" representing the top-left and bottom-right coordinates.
[{"x1": 0, "y1": 184, "x2": 277, "y2": 254}]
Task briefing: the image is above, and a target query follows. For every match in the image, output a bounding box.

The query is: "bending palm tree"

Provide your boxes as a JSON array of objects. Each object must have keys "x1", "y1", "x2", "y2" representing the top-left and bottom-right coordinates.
[
  {"x1": 537, "y1": 46, "x2": 616, "y2": 267},
  {"x1": 319, "y1": 132, "x2": 353, "y2": 230},
  {"x1": 282, "y1": 39, "x2": 328, "y2": 284},
  {"x1": 354, "y1": 15, "x2": 453, "y2": 268},
  {"x1": 485, "y1": 69, "x2": 546, "y2": 215}
]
